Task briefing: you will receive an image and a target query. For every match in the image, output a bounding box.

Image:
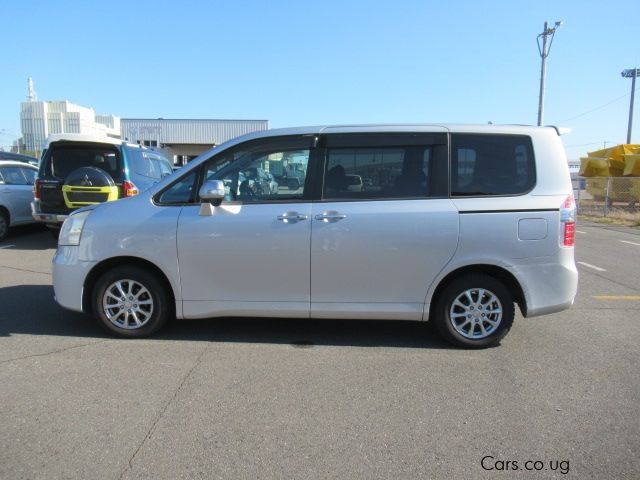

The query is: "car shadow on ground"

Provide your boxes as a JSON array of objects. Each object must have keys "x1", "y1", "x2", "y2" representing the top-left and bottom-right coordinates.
[
  {"x1": 0, "y1": 284, "x2": 454, "y2": 349},
  {"x1": 0, "y1": 224, "x2": 56, "y2": 250}
]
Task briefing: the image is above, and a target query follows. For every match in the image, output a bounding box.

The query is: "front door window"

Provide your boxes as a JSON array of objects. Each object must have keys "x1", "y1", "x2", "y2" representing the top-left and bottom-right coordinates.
[{"x1": 205, "y1": 145, "x2": 311, "y2": 203}]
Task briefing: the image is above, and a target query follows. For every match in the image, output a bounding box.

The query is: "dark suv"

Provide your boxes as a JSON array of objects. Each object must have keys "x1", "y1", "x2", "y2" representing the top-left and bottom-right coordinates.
[{"x1": 32, "y1": 135, "x2": 172, "y2": 232}]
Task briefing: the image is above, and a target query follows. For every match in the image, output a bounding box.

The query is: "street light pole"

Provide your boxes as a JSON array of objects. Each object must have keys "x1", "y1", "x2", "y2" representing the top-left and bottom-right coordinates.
[
  {"x1": 621, "y1": 68, "x2": 639, "y2": 143},
  {"x1": 537, "y1": 21, "x2": 562, "y2": 126}
]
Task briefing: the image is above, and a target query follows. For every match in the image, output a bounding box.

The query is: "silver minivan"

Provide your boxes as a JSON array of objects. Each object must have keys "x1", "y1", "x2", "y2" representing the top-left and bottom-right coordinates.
[{"x1": 52, "y1": 125, "x2": 578, "y2": 348}]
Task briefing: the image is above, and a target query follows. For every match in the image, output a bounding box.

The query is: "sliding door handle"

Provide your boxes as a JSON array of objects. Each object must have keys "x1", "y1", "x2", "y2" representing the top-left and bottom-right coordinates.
[{"x1": 314, "y1": 211, "x2": 347, "y2": 223}]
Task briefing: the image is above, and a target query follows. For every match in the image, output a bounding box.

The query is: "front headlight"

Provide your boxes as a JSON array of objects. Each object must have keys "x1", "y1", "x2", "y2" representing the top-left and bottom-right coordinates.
[{"x1": 59, "y1": 210, "x2": 91, "y2": 246}]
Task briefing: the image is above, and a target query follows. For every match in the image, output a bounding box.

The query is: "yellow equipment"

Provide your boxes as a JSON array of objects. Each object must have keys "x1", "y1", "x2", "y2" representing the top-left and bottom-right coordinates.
[{"x1": 579, "y1": 144, "x2": 640, "y2": 202}]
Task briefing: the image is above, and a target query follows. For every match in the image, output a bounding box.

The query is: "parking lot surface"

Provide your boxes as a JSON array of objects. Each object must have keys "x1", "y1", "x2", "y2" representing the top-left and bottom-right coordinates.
[{"x1": 1, "y1": 223, "x2": 638, "y2": 479}]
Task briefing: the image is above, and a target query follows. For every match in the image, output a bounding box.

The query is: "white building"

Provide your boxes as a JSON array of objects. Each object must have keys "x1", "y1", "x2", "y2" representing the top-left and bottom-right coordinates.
[{"x1": 20, "y1": 98, "x2": 120, "y2": 154}]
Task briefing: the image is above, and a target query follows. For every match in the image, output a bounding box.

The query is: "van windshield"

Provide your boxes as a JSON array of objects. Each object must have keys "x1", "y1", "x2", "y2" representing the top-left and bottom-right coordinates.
[{"x1": 48, "y1": 144, "x2": 122, "y2": 181}]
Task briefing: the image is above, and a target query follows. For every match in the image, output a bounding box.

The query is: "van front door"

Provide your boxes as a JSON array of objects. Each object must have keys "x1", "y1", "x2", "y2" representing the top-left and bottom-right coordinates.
[{"x1": 175, "y1": 136, "x2": 316, "y2": 319}]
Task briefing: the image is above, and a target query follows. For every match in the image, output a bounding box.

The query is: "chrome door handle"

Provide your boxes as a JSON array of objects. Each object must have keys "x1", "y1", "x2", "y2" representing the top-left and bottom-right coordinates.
[
  {"x1": 277, "y1": 211, "x2": 309, "y2": 224},
  {"x1": 314, "y1": 211, "x2": 347, "y2": 223}
]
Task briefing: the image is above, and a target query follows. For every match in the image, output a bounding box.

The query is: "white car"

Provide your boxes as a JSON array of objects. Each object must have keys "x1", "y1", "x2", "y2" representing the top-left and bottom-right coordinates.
[
  {"x1": 0, "y1": 161, "x2": 38, "y2": 241},
  {"x1": 52, "y1": 124, "x2": 578, "y2": 348}
]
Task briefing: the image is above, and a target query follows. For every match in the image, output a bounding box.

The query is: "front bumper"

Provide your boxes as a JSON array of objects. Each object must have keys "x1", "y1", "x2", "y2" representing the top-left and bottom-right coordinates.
[
  {"x1": 52, "y1": 246, "x2": 97, "y2": 312},
  {"x1": 31, "y1": 200, "x2": 68, "y2": 225}
]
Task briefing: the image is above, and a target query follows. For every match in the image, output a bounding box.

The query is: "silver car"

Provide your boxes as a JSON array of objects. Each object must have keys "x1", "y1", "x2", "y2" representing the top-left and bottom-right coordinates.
[
  {"x1": 52, "y1": 125, "x2": 578, "y2": 348},
  {"x1": 0, "y1": 160, "x2": 38, "y2": 241}
]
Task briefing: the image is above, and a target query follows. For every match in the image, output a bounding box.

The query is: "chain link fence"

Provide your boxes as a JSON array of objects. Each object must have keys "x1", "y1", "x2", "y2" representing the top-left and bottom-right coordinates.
[{"x1": 574, "y1": 177, "x2": 640, "y2": 221}]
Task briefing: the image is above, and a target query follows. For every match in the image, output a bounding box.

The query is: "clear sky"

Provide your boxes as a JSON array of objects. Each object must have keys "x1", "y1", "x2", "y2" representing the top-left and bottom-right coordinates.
[{"x1": 0, "y1": 0, "x2": 638, "y2": 159}]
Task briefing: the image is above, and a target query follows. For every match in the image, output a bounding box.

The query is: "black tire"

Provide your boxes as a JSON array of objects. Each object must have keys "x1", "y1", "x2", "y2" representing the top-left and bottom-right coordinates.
[
  {"x1": 0, "y1": 210, "x2": 8, "y2": 242},
  {"x1": 92, "y1": 265, "x2": 171, "y2": 338},
  {"x1": 433, "y1": 274, "x2": 514, "y2": 348},
  {"x1": 287, "y1": 178, "x2": 299, "y2": 190}
]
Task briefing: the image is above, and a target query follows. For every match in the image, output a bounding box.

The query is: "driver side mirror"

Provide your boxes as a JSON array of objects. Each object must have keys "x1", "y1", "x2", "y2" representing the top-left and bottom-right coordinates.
[
  {"x1": 198, "y1": 179, "x2": 225, "y2": 215},
  {"x1": 199, "y1": 180, "x2": 225, "y2": 203}
]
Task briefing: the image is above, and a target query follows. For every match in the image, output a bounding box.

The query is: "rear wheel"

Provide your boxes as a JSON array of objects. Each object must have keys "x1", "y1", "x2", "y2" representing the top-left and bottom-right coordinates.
[
  {"x1": 92, "y1": 266, "x2": 170, "y2": 338},
  {"x1": 0, "y1": 211, "x2": 8, "y2": 241},
  {"x1": 433, "y1": 274, "x2": 514, "y2": 348}
]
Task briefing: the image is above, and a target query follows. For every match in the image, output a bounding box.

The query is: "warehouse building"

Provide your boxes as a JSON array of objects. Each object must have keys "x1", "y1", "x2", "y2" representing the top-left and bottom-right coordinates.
[{"x1": 120, "y1": 118, "x2": 269, "y2": 166}]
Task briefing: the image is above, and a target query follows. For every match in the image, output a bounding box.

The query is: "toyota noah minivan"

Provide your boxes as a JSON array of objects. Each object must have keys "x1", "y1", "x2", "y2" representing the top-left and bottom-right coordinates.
[{"x1": 52, "y1": 125, "x2": 578, "y2": 348}]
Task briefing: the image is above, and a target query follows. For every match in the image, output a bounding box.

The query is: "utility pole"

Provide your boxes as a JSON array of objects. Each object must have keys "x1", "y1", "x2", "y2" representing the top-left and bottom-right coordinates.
[
  {"x1": 537, "y1": 21, "x2": 562, "y2": 126},
  {"x1": 621, "y1": 68, "x2": 639, "y2": 143}
]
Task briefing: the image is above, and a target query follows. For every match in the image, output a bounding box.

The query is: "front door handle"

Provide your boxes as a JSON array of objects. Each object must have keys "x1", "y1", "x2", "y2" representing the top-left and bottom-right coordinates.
[
  {"x1": 277, "y1": 211, "x2": 309, "y2": 224},
  {"x1": 314, "y1": 211, "x2": 347, "y2": 223}
]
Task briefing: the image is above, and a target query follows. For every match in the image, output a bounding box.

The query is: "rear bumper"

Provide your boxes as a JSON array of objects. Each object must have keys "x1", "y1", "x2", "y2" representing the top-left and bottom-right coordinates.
[
  {"x1": 52, "y1": 246, "x2": 96, "y2": 312},
  {"x1": 510, "y1": 250, "x2": 578, "y2": 318},
  {"x1": 31, "y1": 200, "x2": 68, "y2": 225}
]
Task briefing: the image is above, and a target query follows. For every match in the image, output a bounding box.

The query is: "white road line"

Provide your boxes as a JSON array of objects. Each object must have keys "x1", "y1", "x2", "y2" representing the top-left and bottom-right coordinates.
[
  {"x1": 575, "y1": 230, "x2": 587, "y2": 234},
  {"x1": 0, "y1": 245, "x2": 15, "y2": 249},
  {"x1": 577, "y1": 261, "x2": 607, "y2": 272},
  {"x1": 620, "y1": 240, "x2": 640, "y2": 247}
]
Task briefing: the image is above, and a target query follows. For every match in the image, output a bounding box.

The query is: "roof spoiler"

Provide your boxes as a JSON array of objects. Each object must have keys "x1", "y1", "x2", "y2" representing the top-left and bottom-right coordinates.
[{"x1": 549, "y1": 126, "x2": 571, "y2": 136}]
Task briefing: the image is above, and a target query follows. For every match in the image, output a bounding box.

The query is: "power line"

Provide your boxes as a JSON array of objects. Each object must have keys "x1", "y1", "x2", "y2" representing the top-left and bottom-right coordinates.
[
  {"x1": 558, "y1": 86, "x2": 639, "y2": 124},
  {"x1": 564, "y1": 141, "x2": 612, "y2": 149}
]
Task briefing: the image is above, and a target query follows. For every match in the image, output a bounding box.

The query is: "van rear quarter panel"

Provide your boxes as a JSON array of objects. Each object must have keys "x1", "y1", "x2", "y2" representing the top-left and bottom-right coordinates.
[{"x1": 424, "y1": 128, "x2": 574, "y2": 317}]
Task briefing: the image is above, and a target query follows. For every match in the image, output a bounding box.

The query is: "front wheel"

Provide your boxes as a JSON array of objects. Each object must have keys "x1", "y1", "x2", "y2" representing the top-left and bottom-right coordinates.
[
  {"x1": 92, "y1": 266, "x2": 170, "y2": 338},
  {"x1": 433, "y1": 274, "x2": 514, "y2": 348}
]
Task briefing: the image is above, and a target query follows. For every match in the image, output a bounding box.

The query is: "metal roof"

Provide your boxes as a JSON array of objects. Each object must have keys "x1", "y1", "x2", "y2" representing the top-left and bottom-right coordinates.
[
  {"x1": 218, "y1": 123, "x2": 562, "y2": 142},
  {"x1": 120, "y1": 118, "x2": 269, "y2": 145},
  {"x1": 0, "y1": 160, "x2": 38, "y2": 169}
]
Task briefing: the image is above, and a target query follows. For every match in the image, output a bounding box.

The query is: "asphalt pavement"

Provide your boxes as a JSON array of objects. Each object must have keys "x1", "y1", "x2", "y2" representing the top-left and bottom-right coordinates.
[{"x1": 0, "y1": 222, "x2": 638, "y2": 479}]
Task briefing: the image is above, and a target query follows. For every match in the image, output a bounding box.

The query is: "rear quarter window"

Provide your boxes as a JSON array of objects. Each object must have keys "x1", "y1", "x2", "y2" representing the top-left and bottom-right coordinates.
[{"x1": 451, "y1": 134, "x2": 536, "y2": 196}]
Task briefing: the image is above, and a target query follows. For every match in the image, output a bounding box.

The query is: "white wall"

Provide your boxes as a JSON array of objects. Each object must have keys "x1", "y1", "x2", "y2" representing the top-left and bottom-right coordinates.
[{"x1": 20, "y1": 101, "x2": 121, "y2": 154}]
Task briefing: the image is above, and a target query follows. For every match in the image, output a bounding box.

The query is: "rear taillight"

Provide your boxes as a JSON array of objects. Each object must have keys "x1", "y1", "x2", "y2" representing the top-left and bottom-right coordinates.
[
  {"x1": 563, "y1": 222, "x2": 575, "y2": 247},
  {"x1": 560, "y1": 193, "x2": 576, "y2": 247},
  {"x1": 33, "y1": 179, "x2": 42, "y2": 200},
  {"x1": 123, "y1": 180, "x2": 139, "y2": 197}
]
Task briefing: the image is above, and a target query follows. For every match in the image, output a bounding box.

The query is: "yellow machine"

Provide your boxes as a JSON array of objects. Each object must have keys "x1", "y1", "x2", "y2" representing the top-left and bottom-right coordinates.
[{"x1": 579, "y1": 144, "x2": 640, "y2": 202}]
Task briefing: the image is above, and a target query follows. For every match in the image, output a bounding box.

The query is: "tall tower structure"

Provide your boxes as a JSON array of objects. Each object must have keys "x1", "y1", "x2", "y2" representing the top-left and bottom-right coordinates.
[{"x1": 27, "y1": 77, "x2": 37, "y2": 102}]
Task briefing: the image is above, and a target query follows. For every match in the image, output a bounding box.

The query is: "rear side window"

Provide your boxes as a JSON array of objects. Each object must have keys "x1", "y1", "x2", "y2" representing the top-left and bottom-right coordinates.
[
  {"x1": 324, "y1": 147, "x2": 433, "y2": 199},
  {"x1": 0, "y1": 166, "x2": 32, "y2": 185},
  {"x1": 47, "y1": 145, "x2": 122, "y2": 181},
  {"x1": 21, "y1": 167, "x2": 37, "y2": 184},
  {"x1": 128, "y1": 149, "x2": 172, "y2": 180},
  {"x1": 322, "y1": 133, "x2": 448, "y2": 200},
  {"x1": 451, "y1": 134, "x2": 535, "y2": 196}
]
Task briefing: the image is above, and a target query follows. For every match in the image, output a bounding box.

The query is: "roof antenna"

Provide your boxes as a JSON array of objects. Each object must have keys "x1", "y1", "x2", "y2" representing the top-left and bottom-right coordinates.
[{"x1": 27, "y1": 77, "x2": 37, "y2": 102}]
